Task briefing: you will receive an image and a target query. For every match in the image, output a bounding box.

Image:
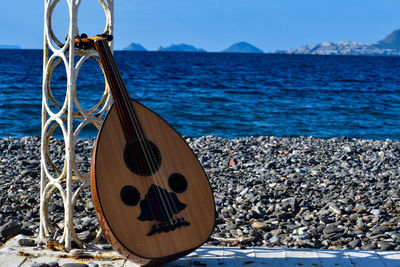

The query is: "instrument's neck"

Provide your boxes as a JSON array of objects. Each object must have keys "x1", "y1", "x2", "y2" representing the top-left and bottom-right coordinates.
[{"x1": 94, "y1": 38, "x2": 144, "y2": 142}]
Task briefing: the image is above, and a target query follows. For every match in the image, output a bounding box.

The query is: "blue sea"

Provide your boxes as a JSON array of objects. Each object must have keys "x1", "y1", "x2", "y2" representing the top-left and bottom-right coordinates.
[{"x1": 0, "y1": 49, "x2": 400, "y2": 140}]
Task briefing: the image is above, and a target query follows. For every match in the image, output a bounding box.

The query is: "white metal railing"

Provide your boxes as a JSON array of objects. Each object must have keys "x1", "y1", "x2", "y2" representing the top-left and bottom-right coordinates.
[{"x1": 40, "y1": 0, "x2": 114, "y2": 250}]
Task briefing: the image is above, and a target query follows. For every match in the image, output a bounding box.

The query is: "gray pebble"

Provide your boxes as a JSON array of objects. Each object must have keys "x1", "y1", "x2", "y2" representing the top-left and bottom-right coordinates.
[
  {"x1": 28, "y1": 264, "x2": 48, "y2": 267},
  {"x1": 362, "y1": 244, "x2": 377, "y2": 250},
  {"x1": 0, "y1": 221, "x2": 21, "y2": 239},
  {"x1": 348, "y1": 239, "x2": 361, "y2": 249},
  {"x1": 269, "y1": 236, "x2": 280, "y2": 244},
  {"x1": 18, "y1": 238, "x2": 36, "y2": 247},
  {"x1": 377, "y1": 241, "x2": 393, "y2": 250}
]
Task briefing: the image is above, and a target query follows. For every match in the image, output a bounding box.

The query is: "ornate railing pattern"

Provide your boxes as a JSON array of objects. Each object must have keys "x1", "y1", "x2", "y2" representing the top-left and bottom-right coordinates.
[{"x1": 40, "y1": 0, "x2": 114, "y2": 250}]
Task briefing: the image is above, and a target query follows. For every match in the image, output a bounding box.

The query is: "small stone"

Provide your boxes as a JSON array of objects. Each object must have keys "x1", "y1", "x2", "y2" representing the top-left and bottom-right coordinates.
[
  {"x1": 239, "y1": 187, "x2": 249, "y2": 196},
  {"x1": 251, "y1": 221, "x2": 269, "y2": 230},
  {"x1": 0, "y1": 221, "x2": 21, "y2": 239},
  {"x1": 343, "y1": 146, "x2": 351, "y2": 153},
  {"x1": 372, "y1": 225, "x2": 391, "y2": 235},
  {"x1": 328, "y1": 203, "x2": 341, "y2": 215},
  {"x1": 28, "y1": 264, "x2": 47, "y2": 267},
  {"x1": 18, "y1": 238, "x2": 36, "y2": 247},
  {"x1": 269, "y1": 236, "x2": 280, "y2": 244},
  {"x1": 225, "y1": 224, "x2": 236, "y2": 231},
  {"x1": 304, "y1": 213, "x2": 314, "y2": 220},
  {"x1": 266, "y1": 161, "x2": 276, "y2": 169},
  {"x1": 291, "y1": 234, "x2": 310, "y2": 241},
  {"x1": 275, "y1": 186, "x2": 287, "y2": 191},
  {"x1": 323, "y1": 224, "x2": 344, "y2": 235},
  {"x1": 69, "y1": 249, "x2": 85, "y2": 257},
  {"x1": 356, "y1": 205, "x2": 367, "y2": 214},
  {"x1": 21, "y1": 228, "x2": 35, "y2": 236},
  {"x1": 228, "y1": 158, "x2": 237, "y2": 167},
  {"x1": 285, "y1": 224, "x2": 301, "y2": 230},
  {"x1": 349, "y1": 214, "x2": 360, "y2": 222},
  {"x1": 77, "y1": 230, "x2": 95, "y2": 242},
  {"x1": 263, "y1": 232, "x2": 272, "y2": 240},
  {"x1": 61, "y1": 264, "x2": 88, "y2": 267},
  {"x1": 277, "y1": 212, "x2": 292, "y2": 221},
  {"x1": 362, "y1": 244, "x2": 377, "y2": 250},
  {"x1": 101, "y1": 244, "x2": 113, "y2": 250},
  {"x1": 348, "y1": 239, "x2": 361, "y2": 249},
  {"x1": 378, "y1": 241, "x2": 393, "y2": 250},
  {"x1": 370, "y1": 209, "x2": 381, "y2": 216}
]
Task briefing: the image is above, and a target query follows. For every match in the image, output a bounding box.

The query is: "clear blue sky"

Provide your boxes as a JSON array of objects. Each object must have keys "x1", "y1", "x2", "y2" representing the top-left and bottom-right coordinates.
[{"x1": 2, "y1": 0, "x2": 400, "y2": 51}]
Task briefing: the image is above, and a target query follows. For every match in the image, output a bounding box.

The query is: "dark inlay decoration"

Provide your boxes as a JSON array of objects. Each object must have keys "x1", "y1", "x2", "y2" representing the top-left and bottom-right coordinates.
[
  {"x1": 137, "y1": 184, "x2": 186, "y2": 223},
  {"x1": 168, "y1": 173, "x2": 188, "y2": 193},
  {"x1": 120, "y1": 185, "x2": 140, "y2": 206},
  {"x1": 147, "y1": 218, "x2": 190, "y2": 236}
]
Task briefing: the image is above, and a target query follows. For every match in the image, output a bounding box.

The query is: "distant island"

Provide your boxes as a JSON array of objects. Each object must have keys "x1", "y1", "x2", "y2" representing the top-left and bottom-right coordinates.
[
  {"x1": 121, "y1": 41, "x2": 263, "y2": 53},
  {"x1": 222, "y1": 41, "x2": 264, "y2": 53},
  {"x1": 0, "y1": 45, "x2": 21, "y2": 49},
  {"x1": 123, "y1": 42, "x2": 147, "y2": 51},
  {"x1": 277, "y1": 29, "x2": 400, "y2": 56},
  {"x1": 158, "y1": 44, "x2": 206, "y2": 52},
  {"x1": 122, "y1": 30, "x2": 400, "y2": 56}
]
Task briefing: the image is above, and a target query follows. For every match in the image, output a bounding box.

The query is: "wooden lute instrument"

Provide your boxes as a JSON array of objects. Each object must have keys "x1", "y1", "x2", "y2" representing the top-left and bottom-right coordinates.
[{"x1": 76, "y1": 35, "x2": 215, "y2": 266}]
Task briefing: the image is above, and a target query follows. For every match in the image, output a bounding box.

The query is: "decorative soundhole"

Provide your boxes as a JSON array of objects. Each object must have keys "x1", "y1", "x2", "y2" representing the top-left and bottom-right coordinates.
[
  {"x1": 120, "y1": 185, "x2": 140, "y2": 206},
  {"x1": 168, "y1": 173, "x2": 188, "y2": 193},
  {"x1": 123, "y1": 139, "x2": 162, "y2": 176}
]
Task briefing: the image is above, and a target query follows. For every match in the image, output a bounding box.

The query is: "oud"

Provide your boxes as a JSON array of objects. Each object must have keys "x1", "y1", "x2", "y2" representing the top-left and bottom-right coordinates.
[{"x1": 76, "y1": 35, "x2": 215, "y2": 266}]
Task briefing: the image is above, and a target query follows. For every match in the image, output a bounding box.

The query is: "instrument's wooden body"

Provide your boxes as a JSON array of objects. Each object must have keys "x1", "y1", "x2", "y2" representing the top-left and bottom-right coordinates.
[{"x1": 87, "y1": 36, "x2": 215, "y2": 266}]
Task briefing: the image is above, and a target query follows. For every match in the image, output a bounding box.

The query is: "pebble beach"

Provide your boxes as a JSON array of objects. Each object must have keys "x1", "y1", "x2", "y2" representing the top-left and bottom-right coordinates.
[{"x1": 1, "y1": 135, "x2": 400, "y2": 252}]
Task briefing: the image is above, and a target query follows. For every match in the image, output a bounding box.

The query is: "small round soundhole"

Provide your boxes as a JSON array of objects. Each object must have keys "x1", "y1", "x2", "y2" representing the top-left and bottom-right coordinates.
[
  {"x1": 123, "y1": 139, "x2": 162, "y2": 176},
  {"x1": 168, "y1": 173, "x2": 188, "y2": 193},
  {"x1": 120, "y1": 185, "x2": 140, "y2": 206}
]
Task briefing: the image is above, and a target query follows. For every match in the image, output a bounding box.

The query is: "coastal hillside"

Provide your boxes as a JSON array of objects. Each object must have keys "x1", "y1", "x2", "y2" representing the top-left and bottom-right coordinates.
[
  {"x1": 222, "y1": 41, "x2": 264, "y2": 53},
  {"x1": 158, "y1": 44, "x2": 206, "y2": 52},
  {"x1": 277, "y1": 29, "x2": 400, "y2": 56},
  {"x1": 123, "y1": 42, "x2": 147, "y2": 51},
  {"x1": 374, "y1": 29, "x2": 400, "y2": 50}
]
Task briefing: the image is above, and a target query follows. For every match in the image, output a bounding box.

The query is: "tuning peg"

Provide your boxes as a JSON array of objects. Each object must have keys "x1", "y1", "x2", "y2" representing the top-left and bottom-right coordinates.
[
  {"x1": 106, "y1": 35, "x2": 113, "y2": 41},
  {"x1": 97, "y1": 33, "x2": 113, "y2": 42}
]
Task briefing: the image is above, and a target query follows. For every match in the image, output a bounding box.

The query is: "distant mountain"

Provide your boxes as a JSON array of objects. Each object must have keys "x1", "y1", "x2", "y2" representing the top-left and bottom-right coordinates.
[
  {"x1": 123, "y1": 43, "x2": 147, "y2": 51},
  {"x1": 158, "y1": 44, "x2": 206, "y2": 52},
  {"x1": 222, "y1": 42, "x2": 263, "y2": 53},
  {"x1": 0, "y1": 45, "x2": 21, "y2": 49},
  {"x1": 277, "y1": 29, "x2": 400, "y2": 56},
  {"x1": 374, "y1": 29, "x2": 400, "y2": 50}
]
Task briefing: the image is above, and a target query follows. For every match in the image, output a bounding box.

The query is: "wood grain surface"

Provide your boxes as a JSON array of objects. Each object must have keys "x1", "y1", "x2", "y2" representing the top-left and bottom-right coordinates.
[{"x1": 91, "y1": 100, "x2": 215, "y2": 265}]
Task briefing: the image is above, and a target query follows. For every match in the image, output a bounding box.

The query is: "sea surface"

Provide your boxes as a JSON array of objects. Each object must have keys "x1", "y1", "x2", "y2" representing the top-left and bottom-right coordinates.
[{"x1": 0, "y1": 49, "x2": 399, "y2": 140}]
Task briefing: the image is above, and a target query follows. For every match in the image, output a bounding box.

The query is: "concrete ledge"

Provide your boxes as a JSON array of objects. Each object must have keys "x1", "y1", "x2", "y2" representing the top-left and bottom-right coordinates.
[{"x1": 1, "y1": 235, "x2": 400, "y2": 266}]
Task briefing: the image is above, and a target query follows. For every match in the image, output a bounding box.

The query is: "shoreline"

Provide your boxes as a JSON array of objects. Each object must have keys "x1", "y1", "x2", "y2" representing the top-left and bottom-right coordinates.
[{"x1": 1, "y1": 136, "x2": 400, "y2": 251}]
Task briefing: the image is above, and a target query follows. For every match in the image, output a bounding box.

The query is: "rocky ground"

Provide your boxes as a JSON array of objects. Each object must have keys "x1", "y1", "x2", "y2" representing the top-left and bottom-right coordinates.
[{"x1": 1, "y1": 136, "x2": 400, "y2": 251}]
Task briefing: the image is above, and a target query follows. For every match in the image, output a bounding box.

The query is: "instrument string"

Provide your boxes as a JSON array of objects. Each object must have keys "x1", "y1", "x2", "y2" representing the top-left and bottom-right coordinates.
[
  {"x1": 106, "y1": 46, "x2": 179, "y2": 224},
  {"x1": 95, "y1": 41, "x2": 159, "y2": 221},
  {"x1": 97, "y1": 39, "x2": 180, "y2": 225}
]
